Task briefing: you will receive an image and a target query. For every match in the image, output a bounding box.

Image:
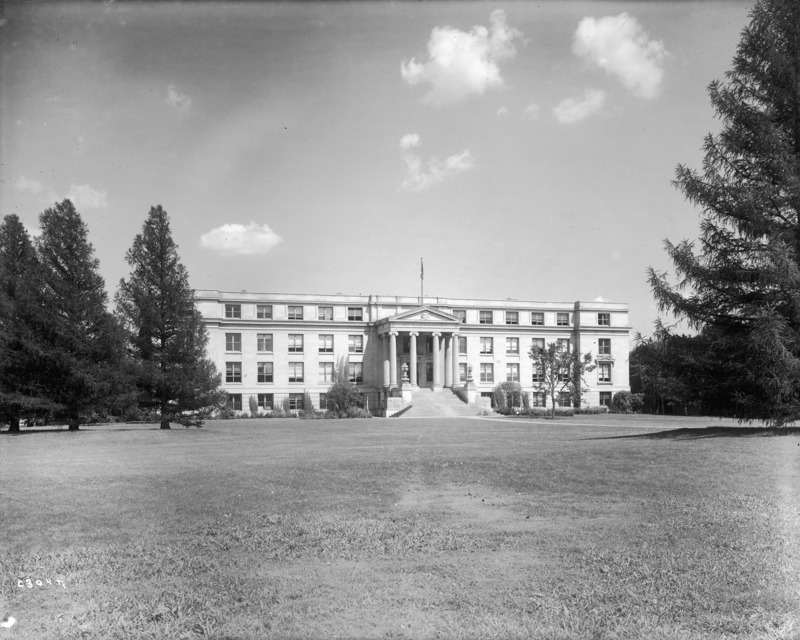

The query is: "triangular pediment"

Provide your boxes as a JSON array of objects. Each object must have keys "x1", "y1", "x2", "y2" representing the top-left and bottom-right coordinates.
[{"x1": 384, "y1": 306, "x2": 461, "y2": 324}]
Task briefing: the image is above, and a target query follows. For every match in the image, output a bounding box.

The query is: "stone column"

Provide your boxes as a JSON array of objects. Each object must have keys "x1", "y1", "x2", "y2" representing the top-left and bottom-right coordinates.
[
  {"x1": 382, "y1": 334, "x2": 390, "y2": 387},
  {"x1": 452, "y1": 333, "x2": 460, "y2": 386},
  {"x1": 389, "y1": 331, "x2": 398, "y2": 388},
  {"x1": 432, "y1": 332, "x2": 442, "y2": 391},
  {"x1": 409, "y1": 332, "x2": 418, "y2": 387},
  {"x1": 444, "y1": 334, "x2": 453, "y2": 388}
]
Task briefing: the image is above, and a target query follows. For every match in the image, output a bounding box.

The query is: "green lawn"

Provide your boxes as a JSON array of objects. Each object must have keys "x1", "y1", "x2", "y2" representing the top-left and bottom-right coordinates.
[{"x1": 2, "y1": 415, "x2": 799, "y2": 639}]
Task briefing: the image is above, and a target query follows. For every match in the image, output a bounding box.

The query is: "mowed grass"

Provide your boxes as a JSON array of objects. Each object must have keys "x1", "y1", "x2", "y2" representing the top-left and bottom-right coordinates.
[{"x1": 1, "y1": 415, "x2": 799, "y2": 640}]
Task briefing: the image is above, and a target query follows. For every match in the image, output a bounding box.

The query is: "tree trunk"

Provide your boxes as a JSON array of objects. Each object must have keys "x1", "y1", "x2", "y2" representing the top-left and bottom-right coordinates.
[
  {"x1": 7, "y1": 417, "x2": 21, "y2": 433},
  {"x1": 160, "y1": 418, "x2": 170, "y2": 429}
]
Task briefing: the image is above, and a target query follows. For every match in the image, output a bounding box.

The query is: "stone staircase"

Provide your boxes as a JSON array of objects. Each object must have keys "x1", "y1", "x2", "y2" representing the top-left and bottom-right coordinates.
[{"x1": 399, "y1": 388, "x2": 479, "y2": 418}]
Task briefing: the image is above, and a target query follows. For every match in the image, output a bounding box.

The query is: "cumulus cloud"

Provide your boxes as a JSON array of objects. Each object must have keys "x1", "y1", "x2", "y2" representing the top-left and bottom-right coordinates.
[
  {"x1": 399, "y1": 134, "x2": 473, "y2": 192},
  {"x1": 523, "y1": 103, "x2": 539, "y2": 119},
  {"x1": 497, "y1": 106, "x2": 509, "y2": 117},
  {"x1": 200, "y1": 222, "x2": 283, "y2": 255},
  {"x1": 15, "y1": 175, "x2": 45, "y2": 195},
  {"x1": 553, "y1": 89, "x2": 606, "y2": 124},
  {"x1": 400, "y1": 9, "x2": 522, "y2": 107},
  {"x1": 67, "y1": 183, "x2": 108, "y2": 209},
  {"x1": 166, "y1": 84, "x2": 192, "y2": 112},
  {"x1": 594, "y1": 295, "x2": 606, "y2": 302},
  {"x1": 572, "y1": 13, "x2": 667, "y2": 99}
]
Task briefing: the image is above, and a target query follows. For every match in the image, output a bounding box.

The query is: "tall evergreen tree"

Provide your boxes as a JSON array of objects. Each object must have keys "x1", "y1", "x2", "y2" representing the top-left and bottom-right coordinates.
[
  {"x1": 649, "y1": 0, "x2": 800, "y2": 424},
  {"x1": 33, "y1": 200, "x2": 126, "y2": 430},
  {"x1": 116, "y1": 206, "x2": 225, "y2": 429}
]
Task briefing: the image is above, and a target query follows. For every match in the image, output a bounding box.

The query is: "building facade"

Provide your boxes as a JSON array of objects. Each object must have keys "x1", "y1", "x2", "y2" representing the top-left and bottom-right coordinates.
[{"x1": 196, "y1": 290, "x2": 631, "y2": 414}]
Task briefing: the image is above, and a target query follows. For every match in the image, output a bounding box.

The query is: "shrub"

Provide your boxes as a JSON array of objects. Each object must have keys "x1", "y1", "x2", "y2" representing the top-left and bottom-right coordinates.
[
  {"x1": 522, "y1": 406, "x2": 575, "y2": 418},
  {"x1": 217, "y1": 407, "x2": 236, "y2": 420},
  {"x1": 574, "y1": 405, "x2": 610, "y2": 415},
  {"x1": 248, "y1": 395, "x2": 259, "y2": 414},
  {"x1": 492, "y1": 382, "x2": 529, "y2": 412},
  {"x1": 345, "y1": 406, "x2": 371, "y2": 419},
  {"x1": 281, "y1": 395, "x2": 292, "y2": 415},
  {"x1": 326, "y1": 380, "x2": 364, "y2": 418},
  {"x1": 610, "y1": 391, "x2": 644, "y2": 414}
]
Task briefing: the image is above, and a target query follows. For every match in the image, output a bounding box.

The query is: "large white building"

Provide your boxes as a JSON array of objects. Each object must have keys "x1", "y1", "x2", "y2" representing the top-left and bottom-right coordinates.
[{"x1": 196, "y1": 290, "x2": 631, "y2": 415}]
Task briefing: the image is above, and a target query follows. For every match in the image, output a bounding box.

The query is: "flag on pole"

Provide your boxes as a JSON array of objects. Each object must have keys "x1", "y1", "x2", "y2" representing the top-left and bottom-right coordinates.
[{"x1": 421, "y1": 258, "x2": 424, "y2": 280}]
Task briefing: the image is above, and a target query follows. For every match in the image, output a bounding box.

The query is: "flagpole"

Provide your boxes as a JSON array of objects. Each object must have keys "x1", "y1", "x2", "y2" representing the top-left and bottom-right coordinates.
[{"x1": 420, "y1": 258, "x2": 424, "y2": 305}]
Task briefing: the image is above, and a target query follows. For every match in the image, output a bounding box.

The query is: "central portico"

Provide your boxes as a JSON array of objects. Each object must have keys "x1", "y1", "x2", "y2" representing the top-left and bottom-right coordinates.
[{"x1": 376, "y1": 306, "x2": 463, "y2": 393}]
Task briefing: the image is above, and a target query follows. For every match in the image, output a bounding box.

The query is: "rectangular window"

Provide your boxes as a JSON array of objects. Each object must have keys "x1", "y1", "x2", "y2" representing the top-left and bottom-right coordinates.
[
  {"x1": 402, "y1": 336, "x2": 410, "y2": 354},
  {"x1": 225, "y1": 333, "x2": 241, "y2": 352},
  {"x1": 318, "y1": 306, "x2": 334, "y2": 321},
  {"x1": 288, "y1": 362, "x2": 304, "y2": 383},
  {"x1": 557, "y1": 392, "x2": 571, "y2": 408},
  {"x1": 320, "y1": 362, "x2": 334, "y2": 383},
  {"x1": 225, "y1": 362, "x2": 241, "y2": 384},
  {"x1": 558, "y1": 367, "x2": 571, "y2": 383},
  {"x1": 225, "y1": 304, "x2": 241, "y2": 319},
  {"x1": 349, "y1": 362, "x2": 363, "y2": 384},
  {"x1": 598, "y1": 312, "x2": 611, "y2": 326},
  {"x1": 506, "y1": 363, "x2": 520, "y2": 382},
  {"x1": 598, "y1": 362, "x2": 612, "y2": 383},
  {"x1": 347, "y1": 307, "x2": 363, "y2": 321},
  {"x1": 531, "y1": 312, "x2": 544, "y2": 326},
  {"x1": 288, "y1": 305, "x2": 303, "y2": 320},
  {"x1": 480, "y1": 363, "x2": 494, "y2": 383},
  {"x1": 480, "y1": 337, "x2": 493, "y2": 354},
  {"x1": 506, "y1": 337, "x2": 519, "y2": 354},
  {"x1": 348, "y1": 335, "x2": 364, "y2": 353},
  {"x1": 425, "y1": 336, "x2": 433, "y2": 354},
  {"x1": 599, "y1": 391, "x2": 612, "y2": 407},
  {"x1": 531, "y1": 338, "x2": 545, "y2": 355},
  {"x1": 288, "y1": 334, "x2": 304, "y2": 353},
  {"x1": 319, "y1": 334, "x2": 334, "y2": 353},
  {"x1": 479, "y1": 310, "x2": 493, "y2": 324},
  {"x1": 557, "y1": 312, "x2": 570, "y2": 326},
  {"x1": 598, "y1": 338, "x2": 611, "y2": 356},
  {"x1": 453, "y1": 309, "x2": 466, "y2": 323},
  {"x1": 226, "y1": 393, "x2": 242, "y2": 411},
  {"x1": 288, "y1": 393, "x2": 304, "y2": 411},
  {"x1": 256, "y1": 304, "x2": 273, "y2": 319},
  {"x1": 557, "y1": 338, "x2": 570, "y2": 352},
  {"x1": 257, "y1": 362, "x2": 273, "y2": 383},
  {"x1": 532, "y1": 364, "x2": 544, "y2": 383},
  {"x1": 459, "y1": 363, "x2": 468, "y2": 382},
  {"x1": 531, "y1": 392, "x2": 545, "y2": 407},
  {"x1": 257, "y1": 333, "x2": 273, "y2": 352},
  {"x1": 319, "y1": 393, "x2": 329, "y2": 410},
  {"x1": 505, "y1": 311, "x2": 519, "y2": 325},
  {"x1": 458, "y1": 336, "x2": 467, "y2": 354},
  {"x1": 257, "y1": 393, "x2": 273, "y2": 410}
]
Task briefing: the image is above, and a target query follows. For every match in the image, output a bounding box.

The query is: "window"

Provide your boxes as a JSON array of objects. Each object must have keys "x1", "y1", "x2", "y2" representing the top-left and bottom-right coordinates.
[
  {"x1": 480, "y1": 337, "x2": 493, "y2": 354},
  {"x1": 479, "y1": 310, "x2": 493, "y2": 324},
  {"x1": 531, "y1": 338, "x2": 545, "y2": 355},
  {"x1": 531, "y1": 392, "x2": 545, "y2": 407},
  {"x1": 531, "y1": 312, "x2": 544, "y2": 326},
  {"x1": 288, "y1": 362, "x2": 304, "y2": 383},
  {"x1": 288, "y1": 305, "x2": 303, "y2": 320},
  {"x1": 225, "y1": 304, "x2": 241, "y2": 319},
  {"x1": 599, "y1": 391, "x2": 612, "y2": 407},
  {"x1": 318, "y1": 306, "x2": 334, "y2": 321},
  {"x1": 506, "y1": 363, "x2": 520, "y2": 382},
  {"x1": 557, "y1": 313, "x2": 570, "y2": 326},
  {"x1": 288, "y1": 393, "x2": 304, "y2": 411},
  {"x1": 226, "y1": 393, "x2": 242, "y2": 411},
  {"x1": 319, "y1": 393, "x2": 329, "y2": 410},
  {"x1": 558, "y1": 367, "x2": 571, "y2": 383},
  {"x1": 257, "y1": 333, "x2": 273, "y2": 352},
  {"x1": 425, "y1": 336, "x2": 433, "y2": 353},
  {"x1": 505, "y1": 311, "x2": 519, "y2": 325},
  {"x1": 532, "y1": 364, "x2": 544, "y2": 383},
  {"x1": 257, "y1": 362, "x2": 273, "y2": 383},
  {"x1": 349, "y1": 362, "x2": 363, "y2": 384},
  {"x1": 402, "y1": 336, "x2": 410, "y2": 354},
  {"x1": 320, "y1": 362, "x2": 334, "y2": 383},
  {"x1": 480, "y1": 363, "x2": 494, "y2": 383},
  {"x1": 347, "y1": 307, "x2": 363, "y2": 321},
  {"x1": 598, "y1": 362, "x2": 612, "y2": 383},
  {"x1": 506, "y1": 337, "x2": 519, "y2": 354},
  {"x1": 453, "y1": 309, "x2": 466, "y2": 323},
  {"x1": 288, "y1": 334, "x2": 304, "y2": 353},
  {"x1": 557, "y1": 392, "x2": 571, "y2": 407},
  {"x1": 319, "y1": 334, "x2": 334, "y2": 353},
  {"x1": 458, "y1": 336, "x2": 467, "y2": 354},
  {"x1": 598, "y1": 338, "x2": 611, "y2": 356},
  {"x1": 348, "y1": 335, "x2": 364, "y2": 353},
  {"x1": 225, "y1": 333, "x2": 241, "y2": 352},
  {"x1": 598, "y1": 312, "x2": 611, "y2": 326},
  {"x1": 257, "y1": 393, "x2": 273, "y2": 410},
  {"x1": 256, "y1": 304, "x2": 273, "y2": 319},
  {"x1": 225, "y1": 362, "x2": 241, "y2": 384},
  {"x1": 459, "y1": 363, "x2": 468, "y2": 382},
  {"x1": 557, "y1": 338, "x2": 570, "y2": 352}
]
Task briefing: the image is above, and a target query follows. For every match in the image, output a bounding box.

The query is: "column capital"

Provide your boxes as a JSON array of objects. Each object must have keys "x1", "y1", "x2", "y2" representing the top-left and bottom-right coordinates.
[
  {"x1": 432, "y1": 331, "x2": 442, "y2": 338},
  {"x1": 451, "y1": 332, "x2": 460, "y2": 339},
  {"x1": 389, "y1": 330, "x2": 400, "y2": 337},
  {"x1": 408, "y1": 331, "x2": 419, "y2": 337}
]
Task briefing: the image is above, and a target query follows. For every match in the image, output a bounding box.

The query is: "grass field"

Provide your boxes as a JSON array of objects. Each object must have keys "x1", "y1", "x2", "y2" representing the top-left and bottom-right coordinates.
[{"x1": 2, "y1": 415, "x2": 799, "y2": 639}]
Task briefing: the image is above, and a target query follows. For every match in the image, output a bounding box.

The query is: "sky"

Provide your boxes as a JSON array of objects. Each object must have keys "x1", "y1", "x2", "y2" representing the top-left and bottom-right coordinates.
[{"x1": 1, "y1": 0, "x2": 754, "y2": 338}]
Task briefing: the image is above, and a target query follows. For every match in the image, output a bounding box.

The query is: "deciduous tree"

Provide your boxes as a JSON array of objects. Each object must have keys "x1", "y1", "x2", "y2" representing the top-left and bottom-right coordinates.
[{"x1": 529, "y1": 342, "x2": 594, "y2": 418}]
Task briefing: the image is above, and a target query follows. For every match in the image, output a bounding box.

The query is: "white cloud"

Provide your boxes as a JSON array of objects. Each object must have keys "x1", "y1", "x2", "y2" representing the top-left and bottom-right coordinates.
[
  {"x1": 166, "y1": 84, "x2": 192, "y2": 112},
  {"x1": 497, "y1": 106, "x2": 509, "y2": 117},
  {"x1": 15, "y1": 175, "x2": 45, "y2": 195},
  {"x1": 572, "y1": 13, "x2": 667, "y2": 99},
  {"x1": 400, "y1": 9, "x2": 522, "y2": 107},
  {"x1": 399, "y1": 134, "x2": 473, "y2": 192},
  {"x1": 594, "y1": 295, "x2": 606, "y2": 302},
  {"x1": 67, "y1": 183, "x2": 108, "y2": 209},
  {"x1": 523, "y1": 103, "x2": 539, "y2": 119},
  {"x1": 553, "y1": 89, "x2": 606, "y2": 124},
  {"x1": 200, "y1": 222, "x2": 283, "y2": 255}
]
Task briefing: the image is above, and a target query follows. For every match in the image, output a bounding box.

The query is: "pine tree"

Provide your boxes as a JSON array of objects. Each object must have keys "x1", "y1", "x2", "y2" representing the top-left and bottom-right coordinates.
[
  {"x1": 32, "y1": 200, "x2": 126, "y2": 430},
  {"x1": 115, "y1": 206, "x2": 225, "y2": 429},
  {"x1": 649, "y1": 0, "x2": 800, "y2": 424}
]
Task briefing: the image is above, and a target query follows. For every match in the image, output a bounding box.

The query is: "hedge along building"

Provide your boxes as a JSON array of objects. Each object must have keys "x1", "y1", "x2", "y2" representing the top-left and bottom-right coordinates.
[{"x1": 195, "y1": 290, "x2": 631, "y2": 415}]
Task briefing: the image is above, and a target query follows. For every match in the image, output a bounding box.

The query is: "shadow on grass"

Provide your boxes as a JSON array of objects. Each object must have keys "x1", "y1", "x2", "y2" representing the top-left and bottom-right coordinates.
[
  {"x1": 592, "y1": 426, "x2": 800, "y2": 440},
  {"x1": 1, "y1": 426, "x2": 164, "y2": 435}
]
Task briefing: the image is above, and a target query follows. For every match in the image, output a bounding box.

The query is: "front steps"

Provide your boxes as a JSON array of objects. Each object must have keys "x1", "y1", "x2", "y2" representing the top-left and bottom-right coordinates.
[{"x1": 398, "y1": 388, "x2": 479, "y2": 418}]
